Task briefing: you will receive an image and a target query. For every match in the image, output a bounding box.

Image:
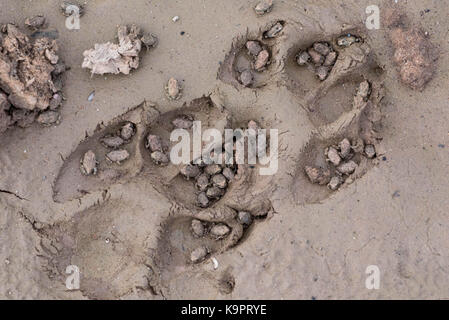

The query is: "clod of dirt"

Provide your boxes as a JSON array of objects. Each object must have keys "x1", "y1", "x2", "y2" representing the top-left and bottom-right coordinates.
[
  {"x1": 296, "y1": 51, "x2": 310, "y2": 66},
  {"x1": 218, "y1": 271, "x2": 235, "y2": 295},
  {"x1": 364, "y1": 144, "x2": 376, "y2": 159},
  {"x1": 254, "y1": 49, "x2": 270, "y2": 71},
  {"x1": 205, "y1": 164, "x2": 222, "y2": 175},
  {"x1": 327, "y1": 176, "x2": 342, "y2": 191},
  {"x1": 0, "y1": 24, "x2": 66, "y2": 132},
  {"x1": 210, "y1": 223, "x2": 230, "y2": 239},
  {"x1": 206, "y1": 186, "x2": 224, "y2": 199},
  {"x1": 304, "y1": 166, "x2": 331, "y2": 185},
  {"x1": 146, "y1": 134, "x2": 163, "y2": 152},
  {"x1": 337, "y1": 160, "x2": 358, "y2": 175},
  {"x1": 337, "y1": 34, "x2": 359, "y2": 47},
  {"x1": 190, "y1": 246, "x2": 208, "y2": 263},
  {"x1": 165, "y1": 77, "x2": 182, "y2": 100},
  {"x1": 180, "y1": 164, "x2": 201, "y2": 179},
  {"x1": 172, "y1": 114, "x2": 193, "y2": 129},
  {"x1": 101, "y1": 135, "x2": 124, "y2": 149},
  {"x1": 338, "y1": 138, "x2": 351, "y2": 159},
  {"x1": 196, "y1": 173, "x2": 210, "y2": 191},
  {"x1": 150, "y1": 151, "x2": 169, "y2": 165},
  {"x1": 36, "y1": 110, "x2": 60, "y2": 125},
  {"x1": 246, "y1": 40, "x2": 262, "y2": 56},
  {"x1": 239, "y1": 69, "x2": 254, "y2": 87},
  {"x1": 211, "y1": 174, "x2": 227, "y2": 189},
  {"x1": 222, "y1": 167, "x2": 235, "y2": 181},
  {"x1": 325, "y1": 146, "x2": 341, "y2": 166},
  {"x1": 82, "y1": 25, "x2": 155, "y2": 75},
  {"x1": 197, "y1": 192, "x2": 210, "y2": 208},
  {"x1": 24, "y1": 15, "x2": 46, "y2": 30},
  {"x1": 191, "y1": 219, "x2": 205, "y2": 237},
  {"x1": 49, "y1": 93, "x2": 63, "y2": 110},
  {"x1": 120, "y1": 122, "x2": 136, "y2": 140},
  {"x1": 80, "y1": 150, "x2": 97, "y2": 176},
  {"x1": 254, "y1": 0, "x2": 273, "y2": 16},
  {"x1": 264, "y1": 22, "x2": 283, "y2": 38},
  {"x1": 60, "y1": 1, "x2": 85, "y2": 17},
  {"x1": 237, "y1": 211, "x2": 252, "y2": 227},
  {"x1": 106, "y1": 149, "x2": 130, "y2": 164}
]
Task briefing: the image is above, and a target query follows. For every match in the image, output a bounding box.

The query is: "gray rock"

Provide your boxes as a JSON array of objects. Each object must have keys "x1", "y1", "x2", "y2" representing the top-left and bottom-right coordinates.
[
  {"x1": 296, "y1": 51, "x2": 310, "y2": 65},
  {"x1": 254, "y1": 0, "x2": 273, "y2": 15},
  {"x1": 101, "y1": 135, "x2": 124, "y2": 149},
  {"x1": 222, "y1": 167, "x2": 235, "y2": 181},
  {"x1": 265, "y1": 22, "x2": 283, "y2": 38},
  {"x1": 339, "y1": 138, "x2": 352, "y2": 159},
  {"x1": 180, "y1": 164, "x2": 200, "y2": 179},
  {"x1": 327, "y1": 176, "x2": 342, "y2": 191},
  {"x1": 240, "y1": 69, "x2": 254, "y2": 87},
  {"x1": 106, "y1": 149, "x2": 130, "y2": 164},
  {"x1": 337, "y1": 160, "x2": 358, "y2": 175},
  {"x1": 80, "y1": 150, "x2": 97, "y2": 176},
  {"x1": 191, "y1": 219, "x2": 205, "y2": 237},
  {"x1": 196, "y1": 174, "x2": 210, "y2": 191},
  {"x1": 36, "y1": 111, "x2": 59, "y2": 125},
  {"x1": 313, "y1": 42, "x2": 330, "y2": 56},
  {"x1": 49, "y1": 93, "x2": 63, "y2": 110},
  {"x1": 211, "y1": 174, "x2": 227, "y2": 189},
  {"x1": 254, "y1": 49, "x2": 269, "y2": 71},
  {"x1": 197, "y1": 192, "x2": 210, "y2": 207},
  {"x1": 120, "y1": 122, "x2": 136, "y2": 140},
  {"x1": 146, "y1": 134, "x2": 163, "y2": 152},
  {"x1": 316, "y1": 66, "x2": 329, "y2": 81},
  {"x1": 210, "y1": 223, "x2": 230, "y2": 239},
  {"x1": 304, "y1": 166, "x2": 331, "y2": 185},
  {"x1": 326, "y1": 146, "x2": 341, "y2": 166},
  {"x1": 151, "y1": 151, "x2": 169, "y2": 165},
  {"x1": 365, "y1": 144, "x2": 376, "y2": 158},
  {"x1": 246, "y1": 41, "x2": 262, "y2": 56},
  {"x1": 205, "y1": 164, "x2": 222, "y2": 175},
  {"x1": 308, "y1": 48, "x2": 324, "y2": 65},
  {"x1": 190, "y1": 246, "x2": 208, "y2": 263},
  {"x1": 238, "y1": 211, "x2": 252, "y2": 226},
  {"x1": 324, "y1": 51, "x2": 337, "y2": 66},
  {"x1": 206, "y1": 186, "x2": 224, "y2": 199}
]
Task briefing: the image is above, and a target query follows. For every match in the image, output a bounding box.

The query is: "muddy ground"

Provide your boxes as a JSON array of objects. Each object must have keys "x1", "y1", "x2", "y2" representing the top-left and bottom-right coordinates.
[{"x1": 0, "y1": 0, "x2": 448, "y2": 299}]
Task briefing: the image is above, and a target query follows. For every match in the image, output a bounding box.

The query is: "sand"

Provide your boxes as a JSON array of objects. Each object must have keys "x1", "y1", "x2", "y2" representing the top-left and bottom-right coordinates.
[{"x1": 0, "y1": 0, "x2": 448, "y2": 300}]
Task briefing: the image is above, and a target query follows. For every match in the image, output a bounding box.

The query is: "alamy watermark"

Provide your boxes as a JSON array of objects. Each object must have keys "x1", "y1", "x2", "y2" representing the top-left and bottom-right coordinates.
[
  {"x1": 65, "y1": 265, "x2": 80, "y2": 290},
  {"x1": 365, "y1": 265, "x2": 380, "y2": 290}
]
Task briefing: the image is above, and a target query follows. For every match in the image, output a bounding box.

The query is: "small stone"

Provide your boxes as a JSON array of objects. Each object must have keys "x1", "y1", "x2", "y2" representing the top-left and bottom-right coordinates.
[
  {"x1": 36, "y1": 111, "x2": 59, "y2": 125},
  {"x1": 206, "y1": 186, "x2": 224, "y2": 199},
  {"x1": 316, "y1": 66, "x2": 329, "y2": 81},
  {"x1": 238, "y1": 211, "x2": 252, "y2": 226},
  {"x1": 211, "y1": 174, "x2": 227, "y2": 189},
  {"x1": 246, "y1": 41, "x2": 262, "y2": 56},
  {"x1": 326, "y1": 147, "x2": 341, "y2": 166},
  {"x1": 49, "y1": 93, "x2": 63, "y2": 110},
  {"x1": 265, "y1": 22, "x2": 283, "y2": 38},
  {"x1": 222, "y1": 167, "x2": 235, "y2": 181},
  {"x1": 351, "y1": 138, "x2": 365, "y2": 154},
  {"x1": 151, "y1": 151, "x2": 169, "y2": 165},
  {"x1": 304, "y1": 166, "x2": 331, "y2": 185},
  {"x1": 240, "y1": 69, "x2": 254, "y2": 87},
  {"x1": 52, "y1": 63, "x2": 67, "y2": 76},
  {"x1": 327, "y1": 176, "x2": 342, "y2": 191},
  {"x1": 324, "y1": 51, "x2": 337, "y2": 66},
  {"x1": 80, "y1": 150, "x2": 97, "y2": 176},
  {"x1": 197, "y1": 192, "x2": 210, "y2": 207},
  {"x1": 339, "y1": 138, "x2": 352, "y2": 159},
  {"x1": 106, "y1": 149, "x2": 130, "y2": 164},
  {"x1": 191, "y1": 219, "x2": 205, "y2": 237},
  {"x1": 180, "y1": 164, "x2": 200, "y2": 179},
  {"x1": 205, "y1": 164, "x2": 222, "y2": 175},
  {"x1": 308, "y1": 48, "x2": 324, "y2": 66},
  {"x1": 196, "y1": 174, "x2": 210, "y2": 191},
  {"x1": 141, "y1": 33, "x2": 158, "y2": 49},
  {"x1": 145, "y1": 134, "x2": 163, "y2": 152},
  {"x1": 101, "y1": 135, "x2": 124, "y2": 149},
  {"x1": 172, "y1": 16, "x2": 179, "y2": 22},
  {"x1": 120, "y1": 122, "x2": 136, "y2": 140},
  {"x1": 254, "y1": 49, "x2": 270, "y2": 71},
  {"x1": 166, "y1": 77, "x2": 182, "y2": 100},
  {"x1": 210, "y1": 223, "x2": 230, "y2": 239},
  {"x1": 357, "y1": 81, "x2": 371, "y2": 98},
  {"x1": 254, "y1": 0, "x2": 273, "y2": 16},
  {"x1": 337, "y1": 160, "x2": 358, "y2": 175},
  {"x1": 296, "y1": 51, "x2": 310, "y2": 65},
  {"x1": 172, "y1": 115, "x2": 193, "y2": 129},
  {"x1": 364, "y1": 145, "x2": 376, "y2": 158},
  {"x1": 190, "y1": 246, "x2": 208, "y2": 263},
  {"x1": 25, "y1": 15, "x2": 46, "y2": 30},
  {"x1": 337, "y1": 35, "x2": 358, "y2": 47},
  {"x1": 313, "y1": 42, "x2": 330, "y2": 56},
  {"x1": 45, "y1": 49, "x2": 59, "y2": 65}
]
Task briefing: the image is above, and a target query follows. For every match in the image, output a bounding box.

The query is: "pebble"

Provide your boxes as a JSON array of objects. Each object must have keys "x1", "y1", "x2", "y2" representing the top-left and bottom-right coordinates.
[
  {"x1": 151, "y1": 151, "x2": 169, "y2": 165},
  {"x1": 296, "y1": 51, "x2": 310, "y2": 65},
  {"x1": 49, "y1": 93, "x2": 63, "y2": 110},
  {"x1": 106, "y1": 149, "x2": 130, "y2": 164},
  {"x1": 205, "y1": 164, "x2": 222, "y2": 175},
  {"x1": 120, "y1": 122, "x2": 136, "y2": 140},
  {"x1": 166, "y1": 77, "x2": 182, "y2": 100},
  {"x1": 210, "y1": 223, "x2": 231, "y2": 239},
  {"x1": 24, "y1": 15, "x2": 46, "y2": 30},
  {"x1": 197, "y1": 192, "x2": 210, "y2": 207},
  {"x1": 339, "y1": 138, "x2": 352, "y2": 159},
  {"x1": 308, "y1": 48, "x2": 324, "y2": 65},
  {"x1": 211, "y1": 174, "x2": 227, "y2": 189},
  {"x1": 324, "y1": 51, "x2": 337, "y2": 66},
  {"x1": 246, "y1": 40, "x2": 262, "y2": 56},
  {"x1": 265, "y1": 22, "x2": 283, "y2": 38},
  {"x1": 146, "y1": 134, "x2": 163, "y2": 152},
  {"x1": 364, "y1": 144, "x2": 376, "y2": 158},
  {"x1": 180, "y1": 164, "x2": 201, "y2": 179},
  {"x1": 304, "y1": 166, "x2": 331, "y2": 185},
  {"x1": 254, "y1": 0, "x2": 273, "y2": 16},
  {"x1": 80, "y1": 150, "x2": 97, "y2": 175},
  {"x1": 191, "y1": 219, "x2": 205, "y2": 237},
  {"x1": 326, "y1": 147, "x2": 341, "y2": 166},
  {"x1": 240, "y1": 69, "x2": 254, "y2": 87},
  {"x1": 190, "y1": 246, "x2": 208, "y2": 263},
  {"x1": 222, "y1": 167, "x2": 235, "y2": 181},
  {"x1": 337, "y1": 160, "x2": 358, "y2": 175},
  {"x1": 337, "y1": 35, "x2": 358, "y2": 47},
  {"x1": 316, "y1": 66, "x2": 329, "y2": 81},
  {"x1": 254, "y1": 49, "x2": 270, "y2": 71},
  {"x1": 313, "y1": 42, "x2": 330, "y2": 56},
  {"x1": 206, "y1": 186, "x2": 224, "y2": 199},
  {"x1": 238, "y1": 211, "x2": 252, "y2": 226},
  {"x1": 101, "y1": 135, "x2": 124, "y2": 149},
  {"x1": 196, "y1": 173, "x2": 210, "y2": 191},
  {"x1": 327, "y1": 176, "x2": 342, "y2": 191}
]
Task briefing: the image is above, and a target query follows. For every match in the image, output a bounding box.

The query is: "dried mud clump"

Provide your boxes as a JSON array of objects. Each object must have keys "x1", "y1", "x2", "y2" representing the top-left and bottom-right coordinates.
[
  {"x1": 296, "y1": 41, "x2": 338, "y2": 81},
  {"x1": 82, "y1": 24, "x2": 157, "y2": 75},
  {"x1": 0, "y1": 23, "x2": 66, "y2": 133},
  {"x1": 384, "y1": 8, "x2": 438, "y2": 90}
]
